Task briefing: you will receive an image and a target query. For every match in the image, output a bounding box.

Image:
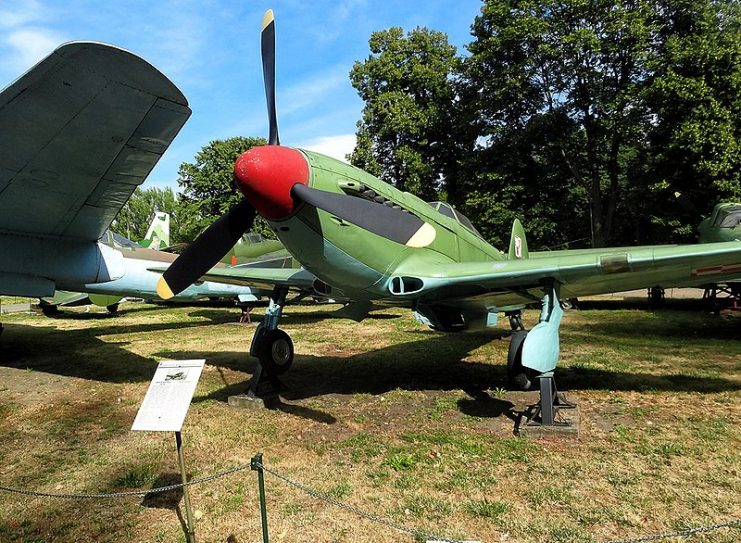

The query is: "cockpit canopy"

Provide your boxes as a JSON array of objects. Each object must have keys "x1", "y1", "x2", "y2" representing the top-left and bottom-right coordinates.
[
  {"x1": 714, "y1": 205, "x2": 741, "y2": 228},
  {"x1": 101, "y1": 230, "x2": 141, "y2": 249},
  {"x1": 428, "y1": 201, "x2": 483, "y2": 238}
]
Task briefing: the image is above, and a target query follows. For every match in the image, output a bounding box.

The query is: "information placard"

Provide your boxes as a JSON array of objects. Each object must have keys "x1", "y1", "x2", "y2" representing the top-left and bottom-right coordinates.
[{"x1": 131, "y1": 360, "x2": 205, "y2": 432}]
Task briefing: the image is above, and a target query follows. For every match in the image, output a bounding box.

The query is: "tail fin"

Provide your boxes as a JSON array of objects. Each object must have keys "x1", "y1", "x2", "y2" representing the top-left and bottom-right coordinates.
[
  {"x1": 141, "y1": 211, "x2": 170, "y2": 249},
  {"x1": 508, "y1": 218, "x2": 529, "y2": 260}
]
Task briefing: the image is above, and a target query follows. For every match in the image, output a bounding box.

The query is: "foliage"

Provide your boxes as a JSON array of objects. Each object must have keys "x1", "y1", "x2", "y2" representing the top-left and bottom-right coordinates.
[
  {"x1": 351, "y1": 0, "x2": 740, "y2": 248},
  {"x1": 176, "y1": 136, "x2": 273, "y2": 241},
  {"x1": 640, "y1": 0, "x2": 741, "y2": 241},
  {"x1": 460, "y1": 0, "x2": 665, "y2": 247},
  {"x1": 111, "y1": 187, "x2": 176, "y2": 242},
  {"x1": 349, "y1": 27, "x2": 463, "y2": 203}
]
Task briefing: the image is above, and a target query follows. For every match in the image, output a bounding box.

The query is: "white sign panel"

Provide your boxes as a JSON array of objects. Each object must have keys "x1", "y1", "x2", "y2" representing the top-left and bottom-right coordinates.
[{"x1": 131, "y1": 360, "x2": 205, "y2": 432}]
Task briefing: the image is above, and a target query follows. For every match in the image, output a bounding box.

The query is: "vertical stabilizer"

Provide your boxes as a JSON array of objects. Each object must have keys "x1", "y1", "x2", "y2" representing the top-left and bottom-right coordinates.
[
  {"x1": 508, "y1": 219, "x2": 529, "y2": 260},
  {"x1": 142, "y1": 211, "x2": 170, "y2": 249}
]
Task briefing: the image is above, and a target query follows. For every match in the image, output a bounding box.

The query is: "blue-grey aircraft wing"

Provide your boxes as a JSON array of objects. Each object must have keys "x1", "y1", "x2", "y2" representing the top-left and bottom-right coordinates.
[{"x1": 0, "y1": 41, "x2": 190, "y2": 241}]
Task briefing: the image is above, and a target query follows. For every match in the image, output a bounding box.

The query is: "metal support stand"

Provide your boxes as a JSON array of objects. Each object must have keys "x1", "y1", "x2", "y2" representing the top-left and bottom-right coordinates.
[
  {"x1": 524, "y1": 372, "x2": 576, "y2": 428},
  {"x1": 238, "y1": 305, "x2": 252, "y2": 324},
  {"x1": 245, "y1": 363, "x2": 284, "y2": 400},
  {"x1": 175, "y1": 431, "x2": 196, "y2": 543},
  {"x1": 251, "y1": 453, "x2": 270, "y2": 543}
]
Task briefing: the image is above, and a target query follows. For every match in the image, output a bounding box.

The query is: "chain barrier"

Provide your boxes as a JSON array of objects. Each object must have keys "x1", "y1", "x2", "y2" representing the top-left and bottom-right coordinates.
[
  {"x1": 601, "y1": 519, "x2": 741, "y2": 543},
  {"x1": 255, "y1": 461, "x2": 464, "y2": 543},
  {"x1": 1, "y1": 459, "x2": 739, "y2": 543},
  {"x1": 0, "y1": 460, "x2": 254, "y2": 500}
]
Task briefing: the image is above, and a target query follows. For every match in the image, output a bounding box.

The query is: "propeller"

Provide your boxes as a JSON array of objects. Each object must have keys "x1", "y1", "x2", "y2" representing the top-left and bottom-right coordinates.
[
  {"x1": 157, "y1": 10, "x2": 282, "y2": 300},
  {"x1": 261, "y1": 9, "x2": 279, "y2": 145},
  {"x1": 157, "y1": 200, "x2": 256, "y2": 299},
  {"x1": 157, "y1": 9, "x2": 437, "y2": 300}
]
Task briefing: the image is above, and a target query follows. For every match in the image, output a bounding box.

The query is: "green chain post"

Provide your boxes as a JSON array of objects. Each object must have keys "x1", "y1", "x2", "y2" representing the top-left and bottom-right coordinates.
[{"x1": 251, "y1": 453, "x2": 269, "y2": 543}]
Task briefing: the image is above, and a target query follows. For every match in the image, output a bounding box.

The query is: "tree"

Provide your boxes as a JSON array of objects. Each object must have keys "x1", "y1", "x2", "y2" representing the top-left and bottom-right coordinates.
[
  {"x1": 349, "y1": 27, "x2": 462, "y2": 203},
  {"x1": 460, "y1": 0, "x2": 663, "y2": 247},
  {"x1": 459, "y1": 0, "x2": 740, "y2": 247},
  {"x1": 112, "y1": 186, "x2": 177, "y2": 241},
  {"x1": 176, "y1": 136, "x2": 271, "y2": 241},
  {"x1": 640, "y1": 0, "x2": 741, "y2": 241}
]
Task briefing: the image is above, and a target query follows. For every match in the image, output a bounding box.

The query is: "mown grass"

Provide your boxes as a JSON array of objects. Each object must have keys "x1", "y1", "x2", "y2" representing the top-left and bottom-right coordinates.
[{"x1": 0, "y1": 296, "x2": 739, "y2": 543}]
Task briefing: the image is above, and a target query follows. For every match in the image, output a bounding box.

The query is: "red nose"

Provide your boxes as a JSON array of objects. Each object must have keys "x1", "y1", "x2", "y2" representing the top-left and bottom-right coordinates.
[{"x1": 233, "y1": 146, "x2": 309, "y2": 219}]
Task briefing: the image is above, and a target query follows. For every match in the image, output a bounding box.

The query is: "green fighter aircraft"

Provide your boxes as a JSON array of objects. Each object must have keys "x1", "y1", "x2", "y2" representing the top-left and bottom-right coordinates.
[{"x1": 158, "y1": 10, "x2": 741, "y2": 403}]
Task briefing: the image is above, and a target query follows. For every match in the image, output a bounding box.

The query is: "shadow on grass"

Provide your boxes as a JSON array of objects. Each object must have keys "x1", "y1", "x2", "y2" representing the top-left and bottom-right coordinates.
[
  {"x1": 572, "y1": 297, "x2": 710, "y2": 311},
  {"x1": 180, "y1": 329, "x2": 740, "y2": 411},
  {"x1": 0, "y1": 323, "x2": 158, "y2": 382},
  {"x1": 574, "y1": 314, "x2": 741, "y2": 341},
  {"x1": 4, "y1": 305, "x2": 737, "y2": 398},
  {"x1": 141, "y1": 472, "x2": 192, "y2": 541}
]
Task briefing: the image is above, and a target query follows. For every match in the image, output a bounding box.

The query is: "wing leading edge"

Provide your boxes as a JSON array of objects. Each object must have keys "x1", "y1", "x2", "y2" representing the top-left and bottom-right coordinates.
[
  {"x1": 0, "y1": 41, "x2": 191, "y2": 241},
  {"x1": 414, "y1": 241, "x2": 741, "y2": 305}
]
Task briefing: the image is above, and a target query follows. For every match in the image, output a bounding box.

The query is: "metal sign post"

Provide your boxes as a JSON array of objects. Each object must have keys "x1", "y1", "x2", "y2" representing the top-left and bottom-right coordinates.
[
  {"x1": 132, "y1": 359, "x2": 205, "y2": 543},
  {"x1": 176, "y1": 431, "x2": 197, "y2": 543}
]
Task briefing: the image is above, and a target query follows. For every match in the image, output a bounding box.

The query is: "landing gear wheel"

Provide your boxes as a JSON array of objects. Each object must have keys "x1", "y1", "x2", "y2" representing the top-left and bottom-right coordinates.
[
  {"x1": 507, "y1": 330, "x2": 538, "y2": 391},
  {"x1": 257, "y1": 329, "x2": 294, "y2": 376},
  {"x1": 106, "y1": 303, "x2": 119, "y2": 314}
]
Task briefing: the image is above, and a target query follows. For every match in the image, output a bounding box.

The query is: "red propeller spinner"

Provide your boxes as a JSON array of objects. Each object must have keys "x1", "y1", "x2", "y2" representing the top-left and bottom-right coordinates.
[{"x1": 233, "y1": 145, "x2": 309, "y2": 220}]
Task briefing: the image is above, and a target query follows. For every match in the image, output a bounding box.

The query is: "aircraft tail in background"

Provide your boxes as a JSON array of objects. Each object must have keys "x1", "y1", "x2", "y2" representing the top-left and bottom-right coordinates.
[
  {"x1": 140, "y1": 211, "x2": 170, "y2": 250},
  {"x1": 508, "y1": 219, "x2": 529, "y2": 260}
]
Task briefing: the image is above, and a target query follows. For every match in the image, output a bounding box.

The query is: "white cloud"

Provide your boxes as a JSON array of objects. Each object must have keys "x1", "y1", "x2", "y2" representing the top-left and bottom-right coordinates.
[
  {"x1": 278, "y1": 66, "x2": 349, "y2": 117},
  {"x1": 299, "y1": 134, "x2": 357, "y2": 163},
  {"x1": 3, "y1": 27, "x2": 66, "y2": 74},
  {"x1": 0, "y1": 0, "x2": 44, "y2": 29}
]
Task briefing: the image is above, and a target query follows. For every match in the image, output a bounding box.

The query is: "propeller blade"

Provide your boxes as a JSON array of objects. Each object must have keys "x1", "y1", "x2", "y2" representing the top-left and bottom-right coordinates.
[
  {"x1": 261, "y1": 9, "x2": 279, "y2": 145},
  {"x1": 291, "y1": 184, "x2": 436, "y2": 247},
  {"x1": 157, "y1": 200, "x2": 257, "y2": 299}
]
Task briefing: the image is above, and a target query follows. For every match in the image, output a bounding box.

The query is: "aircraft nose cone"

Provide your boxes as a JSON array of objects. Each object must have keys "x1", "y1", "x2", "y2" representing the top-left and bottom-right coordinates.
[{"x1": 233, "y1": 145, "x2": 309, "y2": 219}]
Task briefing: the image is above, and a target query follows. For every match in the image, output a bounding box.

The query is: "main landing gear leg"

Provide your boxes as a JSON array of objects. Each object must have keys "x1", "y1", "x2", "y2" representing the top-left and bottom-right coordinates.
[
  {"x1": 244, "y1": 286, "x2": 293, "y2": 400},
  {"x1": 507, "y1": 281, "x2": 577, "y2": 430}
]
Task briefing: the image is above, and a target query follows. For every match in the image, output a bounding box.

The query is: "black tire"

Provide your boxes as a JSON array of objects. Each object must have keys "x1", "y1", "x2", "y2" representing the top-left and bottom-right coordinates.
[
  {"x1": 507, "y1": 330, "x2": 537, "y2": 391},
  {"x1": 258, "y1": 329, "x2": 294, "y2": 376},
  {"x1": 106, "y1": 303, "x2": 119, "y2": 314}
]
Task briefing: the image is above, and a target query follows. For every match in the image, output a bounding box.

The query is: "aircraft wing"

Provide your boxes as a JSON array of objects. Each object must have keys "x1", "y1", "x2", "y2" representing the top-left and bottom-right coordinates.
[
  {"x1": 150, "y1": 265, "x2": 319, "y2": 292},
  {"x1": 416, "y1": 241, "x2": 741, "y2": 304},
  {"x1": 0, "y1": 42, "x2": 191, "y2": 242}
]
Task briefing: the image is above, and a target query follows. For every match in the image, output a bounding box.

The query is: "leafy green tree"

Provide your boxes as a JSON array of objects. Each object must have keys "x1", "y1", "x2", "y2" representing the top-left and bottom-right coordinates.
[
  {"x1": 112, "y1": 187, "x2": 177, "y2": 241},
  {"x1": 349, "y1": 27, "x2": 462, "y2": 203},
  {"x1": 460, "y1": 0, "x2": 661, "y2": 247},
  {"x1": 641, "y1": 0, "x2": 741, "y2": 241},
  {"x1": 176, "y1": 136, "x2": 272, "y2": 242},
  {"x1": 348, "y1": 1, "x2": 738, "y2": 249}
]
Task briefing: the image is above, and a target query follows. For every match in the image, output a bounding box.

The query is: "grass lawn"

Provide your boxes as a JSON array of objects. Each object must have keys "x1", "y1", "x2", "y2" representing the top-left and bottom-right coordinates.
[{"x1": 0, "y1": 296, "x2": 739, "y2": 543}]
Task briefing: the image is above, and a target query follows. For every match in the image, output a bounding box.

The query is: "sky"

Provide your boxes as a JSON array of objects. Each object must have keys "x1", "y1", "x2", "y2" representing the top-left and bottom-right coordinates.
[{"x1": 0, "y1": 0, "x2": 484, "y2": 190}]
